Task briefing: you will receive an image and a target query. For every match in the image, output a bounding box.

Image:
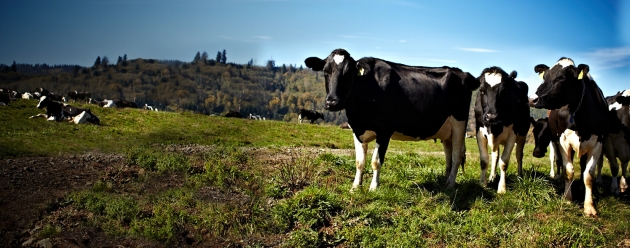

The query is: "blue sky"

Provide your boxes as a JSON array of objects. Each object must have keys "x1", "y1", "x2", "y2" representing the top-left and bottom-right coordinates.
[{"x1": 1, "y1": 0, "x2": 628, "y2": 96}]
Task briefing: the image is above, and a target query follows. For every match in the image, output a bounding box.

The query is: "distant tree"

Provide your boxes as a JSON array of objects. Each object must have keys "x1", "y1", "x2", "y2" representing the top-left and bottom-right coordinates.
[
  {"x1": 216, "y1": 52, "x2": 221, "y2": 63},
  {"x1": 247, "y1": 58, "x2": 254, "y2": 68},
  {"x1": 123, "y1": 54, "x2": 128, "y2": 66},
  {"x1": 281, "y1": 64, "x2": 287, "y2": 74},
  {"x1": 221, "y1": 49, "x2": 227, "y2": 64},
  {"x1": 266, "y1": 59, "x2": 275, "y2": 71},
  {"x1": 201, "y1": 51, "x2": 208, "y2": 64},
  {"x1": 93, "y1": 56, "x2": 101, "y2": 68},
  {"x1": 193, "y1": 51, "x2": 201, "y2": 63},
  {"x1": 73, "y1": 65, "x2": 80, "y2": 77},
  {"x1": 117, "y1": 56, "x2": 123, "y2": 65},
  {"x1": 11, "y1": 61, "x2": 17, "y2": 72},
  {"x1": 102, "y1": 56, "x2": 109, "y2": 69}
]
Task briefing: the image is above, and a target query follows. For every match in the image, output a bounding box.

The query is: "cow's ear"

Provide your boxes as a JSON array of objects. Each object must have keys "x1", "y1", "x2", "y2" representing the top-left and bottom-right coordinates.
[
  {"x1": 305, "y1": 57, "x2": 325, "y2": 71},
  {"x1": 616, "y1": 95, "x2": 630, "y2": 106},
  {"x1": 356, "y1": 61, "x2": 371, "y2": 76},
  {"x1": 509, "y1": 70, "x2": 517, "y2": 79},
  {"x1": 576, "y1": 64, "x2": 589, "y2": 80},
  {"x1": 534, "y1": 64, "x2": 549, "y2": 79}
]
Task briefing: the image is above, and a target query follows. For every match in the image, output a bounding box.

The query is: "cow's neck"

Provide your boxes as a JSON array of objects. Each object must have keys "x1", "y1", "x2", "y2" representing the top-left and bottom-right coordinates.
[{"x1": 568, "y1": 79, "x2": 586, "y2": 118}]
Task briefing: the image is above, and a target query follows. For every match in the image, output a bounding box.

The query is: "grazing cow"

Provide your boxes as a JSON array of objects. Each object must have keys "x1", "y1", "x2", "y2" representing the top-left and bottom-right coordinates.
[
  {"x1": 225, "y1": 111, "x2": 243, "y2": 118},
  {"x1": 530, "y1": 57, "x2": 609, "y2": 216},
  {"x1": 304, "y1": 49, "x2": 479, "y2": 191},
  {"x1": 597, "y1": 91, "x2": 630, "y2": 192},
  {"x1": 22, "y1": 92, "x2": 34, "y2": 99},
  {"x1": 67, "y1": 91, "x2": 92, "y2": 103},
  {"x1": 100, "y1": 99, "x2": 117, "y2": 108},
  {"x1": 474, "y1": 67, "x2": 530, "y2": 193},
  {"x1": 30, "y1": 96, "x2": 100, "y2": 124},
  {"x1": 248, "y1": 113, "x2": 263, "y2": 120},
  {"x1": 298, "y1": 109, "x2": 325, "y2": 124}
]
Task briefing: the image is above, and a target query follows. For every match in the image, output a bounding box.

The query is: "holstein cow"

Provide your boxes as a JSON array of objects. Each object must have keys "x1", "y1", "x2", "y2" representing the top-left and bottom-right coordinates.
[
  {"x1": 305, "y1": 49, "x2": 479, "y2": 191},
  {"x1": 530, "y1": 109, "x2": 571, "y2": 180},
  {"x1": 597, "y1": 91, "x2": 630, "y2": 193},
  {"x1": 30, "y1": 96, "x2": 100, "y2": 124},
  {"x1": 298, "y1": 109, "x2": 325, "y2": 124},
  {"x1": 530, "y1": 57, "x2": 609, "y2": 216},
  {"x1": 0, "y1": 91, "x2": 10, "y2": 105},
  {"x1": 474, "y1": 67, "x2": 530, "y2": 193},
  {"x1": 67, "y1": 91, "x2": 92, "y2": 103},
  {"x1": 113, "y1": 99, "x2": 138, "y2": 108}
]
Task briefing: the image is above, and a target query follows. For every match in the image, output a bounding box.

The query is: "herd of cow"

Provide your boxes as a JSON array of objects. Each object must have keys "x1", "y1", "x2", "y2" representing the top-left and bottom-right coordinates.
[
  {"x1": 305, "y1": 49, "x2": 630, "y2": 216},
  {"x1": 0, "y1": 87, "x2": 157, "y2": 124}
]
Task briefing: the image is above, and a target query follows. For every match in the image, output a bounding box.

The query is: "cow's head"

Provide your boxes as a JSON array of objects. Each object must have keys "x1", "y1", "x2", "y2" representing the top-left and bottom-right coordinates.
[
  {"x1": 304, "y1": 49, "x2": 357, "y2": 111},
  {"x1": 36, "y1": 96, "x2": 50, "y2": 109},
  {"x1": 530, "y1": 117, "x2": 551, "y2": 158},
  {"x1": 531, "y1": 57, "x2": 589, "y2": 109},
  {"x1": 477, "y1": 67, "x2": 519, "y2": 124}
]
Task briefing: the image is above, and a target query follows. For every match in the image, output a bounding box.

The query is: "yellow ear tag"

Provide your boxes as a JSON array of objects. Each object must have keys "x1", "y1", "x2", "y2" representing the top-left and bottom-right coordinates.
[
  {"x1": 358, "y1": 68, "x2": 364, "y2": 76},
  {"x1": 538, "y1": 71, "x2": 545, "y2": 79},
  {"x1": 578, "y1": 70, "x2": 584, "y2": 80}
]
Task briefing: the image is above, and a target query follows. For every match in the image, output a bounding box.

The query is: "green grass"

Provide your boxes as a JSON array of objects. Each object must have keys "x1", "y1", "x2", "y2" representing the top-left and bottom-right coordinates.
[{"x1": 3, "y1": 99, "x2": 630, "y2": 247}]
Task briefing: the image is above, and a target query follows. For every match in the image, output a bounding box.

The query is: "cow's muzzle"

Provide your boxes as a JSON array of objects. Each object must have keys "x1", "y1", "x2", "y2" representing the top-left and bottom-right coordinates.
[
  {"x1": 532, "y1": 149, "x2": 546, "y2": 158},
  {"x1": 483, "y1": 113, "x2": 498, "y2": 123}
]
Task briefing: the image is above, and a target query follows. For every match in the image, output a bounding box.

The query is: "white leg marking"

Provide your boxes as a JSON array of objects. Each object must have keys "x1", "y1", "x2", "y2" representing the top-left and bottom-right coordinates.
[
  {"x1": 369, "y1": 144, "x2": 381, "y2": 191},
  {"x1": 351, "y1": 134, "x2": 367, "y2": 192}
]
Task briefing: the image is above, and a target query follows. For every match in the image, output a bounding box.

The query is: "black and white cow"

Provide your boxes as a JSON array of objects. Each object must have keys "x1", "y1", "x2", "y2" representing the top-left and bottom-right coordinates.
[
  {"x1": 305, "y1": 49, "x2": 480, "y2": 191},
  {"x1": 597, "y1": 91, "x2": 630, "y2": 192},
  {"x1": 67, "y1": 91, "x2": 92, "y2": 103},
  {"x1": 474, "y1": 67, "x2": 530, "y2": 193},
  {"x1": 225, "y1": 111, "x2": 243, "y2": 118},
  {"x1": 0, "y1": 91, "x2": 10, "y2": 105},
  {"x1": 114, "y1": 99, "x2": 138, "y2": 108},
  {"x1": 298, "y1": 109, "x2": 324, "y2": 124},
  {"x1": 30, "y1": 96, "x2": 100, "y2": 124},
  {"x1": 530, "y1": 57, "x2": 610, "y2": 216},
  {"x1": 530, "y1": 109, "x2": 571, "y2": 180}
]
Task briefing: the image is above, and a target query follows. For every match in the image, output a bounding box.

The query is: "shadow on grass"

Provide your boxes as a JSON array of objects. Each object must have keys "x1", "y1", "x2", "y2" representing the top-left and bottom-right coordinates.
[{"x1": 413, "y1": 175, "x2": 495, "y2": 212}]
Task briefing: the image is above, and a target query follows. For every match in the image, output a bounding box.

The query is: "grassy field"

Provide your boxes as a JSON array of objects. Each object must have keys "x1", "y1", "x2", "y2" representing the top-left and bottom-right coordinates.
[{"x1": 2, "y1": 99, "x2": 630, "y2": 247}]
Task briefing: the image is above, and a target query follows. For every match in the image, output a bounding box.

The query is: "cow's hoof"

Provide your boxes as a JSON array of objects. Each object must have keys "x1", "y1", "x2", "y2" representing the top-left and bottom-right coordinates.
[
  {"x1": 583, "y1": 207, "x2": 597, "y2": 217},
  {"x1": 497, "y1": 188, "x2": 506, "y2": 194},
  {"x1": 350, "y1": 187, "x2": 359, "y2": 193}
]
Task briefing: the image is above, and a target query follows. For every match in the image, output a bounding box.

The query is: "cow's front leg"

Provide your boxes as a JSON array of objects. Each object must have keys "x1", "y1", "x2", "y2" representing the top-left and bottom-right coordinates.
[
  {"x1": 515, "y1": 135, "x2": 526, "y2": 177},
  {"x1": 497, "y1": 134, "x2": 517, "y2": 194},
  {"x1": 583, "y1": 144, "x2": 602, "y2": 217},
  {"x1": 351, "y1": 134, "x2": 368, "y2": 192},
  {"x1": 488, "y1": 145, "x2": 500, "y2": 183},
  {"x1": 620, "y1": 160, "x2": 629, "y2": 192},
  {"x1": 558, "y1": 145, "x2": 574, "y2": 202},
  {"x1": 442, "y1": 139, "x2": 453, "y2": 177},
  {"x1": 477, "y1": 131, "x2": 490, "y2": 186},
  {"x1": 369, "y1": 134, "x2": 391, "y2": 191}
]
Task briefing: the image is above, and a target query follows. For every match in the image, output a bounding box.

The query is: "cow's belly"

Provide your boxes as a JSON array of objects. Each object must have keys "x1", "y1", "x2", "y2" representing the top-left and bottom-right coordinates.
[
  {"x1": 356, "y1": 116, "x2": 459, "y2": 142},
  {"x1": 560, "y1": 130, "x2": 599, "y2": 157},
  {"x1": 479, "y1": 124, "x2": 513, "y2": 147}
]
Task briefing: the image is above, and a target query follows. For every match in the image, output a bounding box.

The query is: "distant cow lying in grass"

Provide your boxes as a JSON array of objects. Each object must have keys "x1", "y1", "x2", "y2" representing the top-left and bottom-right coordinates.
[{"x1": 29, "y1": 96, "x2": 100, "y2": 124}]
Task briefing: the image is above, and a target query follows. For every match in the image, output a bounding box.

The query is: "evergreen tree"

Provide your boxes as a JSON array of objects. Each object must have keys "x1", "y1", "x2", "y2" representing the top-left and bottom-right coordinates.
[
  {"x1": 102, "y1": 56, "x2": 109, "y2": 69},
  {"x1": 266, "y1": 59, "x2": 275, "y2": 71},
  {"x1": 221, "y1": 49, "x2": 227, "y2": 64},
  {"x1": 11, "y1": 61, "x2": 17, "y2": 72},
  {"x1": 193, "y1": 51, "x2": 201, "y2": 63},
  {"x1": 216, "y1": 51, "x2": 221, "y2": 62},
  {"x1": 123, "y1": 54, "x2": 128, "y2": 66},
  {"x1": 93, "y1": 56, "x2": 101, "y2": 68},
  {"x1": 117, "y1": 56, "x2": 123, "y2": 65},
  {"x1": 201, "y1": 51, "x2": 208, "y2": 64}
]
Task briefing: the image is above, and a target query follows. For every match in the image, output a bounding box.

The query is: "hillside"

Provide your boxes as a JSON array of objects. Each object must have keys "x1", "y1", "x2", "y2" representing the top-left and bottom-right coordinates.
[{"x1": 0, "y1": 57, "x2": 548, "y2": 128}]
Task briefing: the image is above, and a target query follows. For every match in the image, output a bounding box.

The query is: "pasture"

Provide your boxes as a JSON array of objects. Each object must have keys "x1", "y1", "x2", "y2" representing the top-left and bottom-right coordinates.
[{"x1": 1, "y1": 99, "x2": 630, "y2": 247}]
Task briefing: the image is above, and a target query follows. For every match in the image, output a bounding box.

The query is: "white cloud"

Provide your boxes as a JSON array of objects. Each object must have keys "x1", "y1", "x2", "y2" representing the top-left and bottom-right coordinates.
[
  {"x1": 399, "y1": 39, "x2": 407, "y2": 43},
  {"x1": 254, "y1": 36, "x2": 272, "y2": 40},
  {"x1": 455, "y1": 47, "x2": 499, "y2": 53},
  {"x1": 584, "y1": 47, "x2": 630, "y2": 70}
]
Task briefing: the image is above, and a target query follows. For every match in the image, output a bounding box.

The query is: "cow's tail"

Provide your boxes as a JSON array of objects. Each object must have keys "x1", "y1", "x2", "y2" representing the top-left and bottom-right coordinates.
[{"x1": 462, "y1": 72, "x2": 480, "y2": 91}]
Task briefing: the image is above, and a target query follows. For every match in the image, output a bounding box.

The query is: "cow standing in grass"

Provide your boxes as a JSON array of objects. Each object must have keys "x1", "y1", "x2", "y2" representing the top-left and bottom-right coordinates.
[
  {"x1": 474, "y1": 67, "x2": 530, "y2": 193},
  {"x1": 298, "y1": 109, "x2": 324, "y2": 124},
  {"x1": 530, "y1": 57, "x2": 609, "y2": 216},
  {"x1": 305, "y1": 49, "x2": 479, "y2": 191}
]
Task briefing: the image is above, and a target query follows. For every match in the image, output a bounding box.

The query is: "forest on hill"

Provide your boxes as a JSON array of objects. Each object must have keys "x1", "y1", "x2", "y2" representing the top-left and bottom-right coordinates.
[{"x1": 0, "y1": 51, "x2": 547, "y2": 128}]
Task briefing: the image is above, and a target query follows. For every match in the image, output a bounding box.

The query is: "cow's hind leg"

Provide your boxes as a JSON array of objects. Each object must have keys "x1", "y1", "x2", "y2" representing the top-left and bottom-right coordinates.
[
  {"x1": 515, "y1": 135, "x2": 526, "y2": 177},
  {"x1": 369, "y1": 134, "x2": 392, "y2": 191},
  {"x1": 442, "y1": 139, "x2": 453, "y2": 177},
  {"x1": 351, "y1": 135, "x2": 368, "y2": 192},
  {"x1": 446, "y1": 119, "x2": 466, "y2": 188}
]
